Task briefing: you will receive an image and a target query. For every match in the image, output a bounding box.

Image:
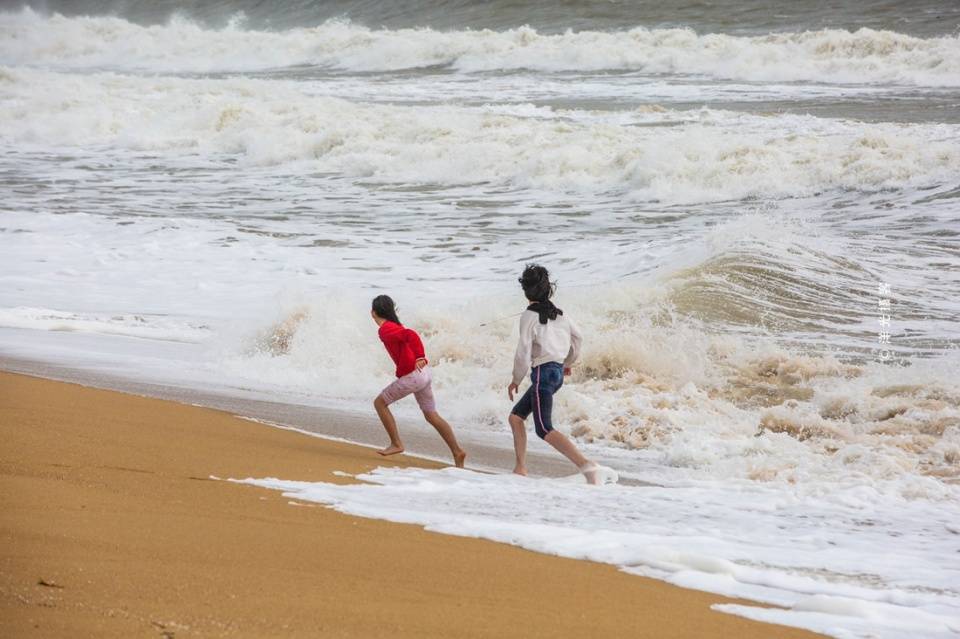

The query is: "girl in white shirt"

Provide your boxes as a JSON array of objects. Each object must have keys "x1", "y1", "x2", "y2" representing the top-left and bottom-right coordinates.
[{"x1": 507, "y1": 264, "x2": 611, "y2": 484}]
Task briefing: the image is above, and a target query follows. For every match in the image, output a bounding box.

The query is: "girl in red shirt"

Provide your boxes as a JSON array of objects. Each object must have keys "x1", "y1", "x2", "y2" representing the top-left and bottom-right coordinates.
[{"x1": 371, "y1": 295, "x2": 466, "y2": 468}]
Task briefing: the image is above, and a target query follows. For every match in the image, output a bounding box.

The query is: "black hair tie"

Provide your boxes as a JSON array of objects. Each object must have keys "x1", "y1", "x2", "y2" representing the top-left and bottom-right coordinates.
[{"x1": 527, "y1": 300, "x2": 562, "y2": 325}]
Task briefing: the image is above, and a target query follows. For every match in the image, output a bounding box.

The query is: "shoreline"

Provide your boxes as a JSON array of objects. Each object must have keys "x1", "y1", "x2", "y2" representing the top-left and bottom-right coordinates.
[
  {"x1": 0, "y1": 353, "x2": 581, "y2": 478},
  {"x1": 0, "y1": 369, "x2": 822, "y2": 638}
]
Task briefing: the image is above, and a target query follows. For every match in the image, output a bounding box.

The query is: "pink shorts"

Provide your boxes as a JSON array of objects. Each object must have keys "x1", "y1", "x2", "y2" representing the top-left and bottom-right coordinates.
[{"x1": 379, "y1": 366, "x2": 437, "y2": 413}]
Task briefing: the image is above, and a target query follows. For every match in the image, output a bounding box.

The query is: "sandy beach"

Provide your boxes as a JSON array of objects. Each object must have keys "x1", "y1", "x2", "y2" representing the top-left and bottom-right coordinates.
[
  {"x1": 0, "y1": 370, "x2": 823, "y2": 638},
  {"x1": 3, "y1": 3, "x2": 958, "y2": 637}
]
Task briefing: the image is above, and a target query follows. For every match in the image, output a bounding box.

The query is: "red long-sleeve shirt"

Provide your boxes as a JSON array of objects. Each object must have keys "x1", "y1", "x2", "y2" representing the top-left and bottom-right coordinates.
[{"x1": 378, "y1": 320, "x2": 427, "y2": 377}]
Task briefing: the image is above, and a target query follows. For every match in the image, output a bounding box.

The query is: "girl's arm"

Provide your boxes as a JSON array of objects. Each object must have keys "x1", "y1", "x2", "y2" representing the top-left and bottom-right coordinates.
[
  {"x1": 405, "y1": 328, "x2": 429, "y2": 368},
  {"x1": 563, "y1": 317, "x2": 582, "y2": 370},
  {"x1": 511, "y1": 313, "x2": 536, "y2": 387}
]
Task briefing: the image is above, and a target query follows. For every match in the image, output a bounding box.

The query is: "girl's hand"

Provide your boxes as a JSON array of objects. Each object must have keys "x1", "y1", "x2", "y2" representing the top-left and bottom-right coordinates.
[
  {"x1": 564, "y1": 367, "x2": 571, "y2": 376},
  {"x1": 508, "y1": 382, "x2": 519, "y2": 401},
  {"x1": 415, "y1": 357, "x2": 428, "y2": 371}
]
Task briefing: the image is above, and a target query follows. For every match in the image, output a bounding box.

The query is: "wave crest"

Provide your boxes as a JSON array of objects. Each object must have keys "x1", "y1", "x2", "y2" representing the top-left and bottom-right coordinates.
[{"x1": 2, "y1": 10, "x2": 959, "y2": 85}]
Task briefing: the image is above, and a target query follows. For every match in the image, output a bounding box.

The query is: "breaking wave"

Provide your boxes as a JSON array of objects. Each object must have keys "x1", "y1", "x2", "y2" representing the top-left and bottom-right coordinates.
[
  {"x1": 2, "y1": 10, "x2": 960, "y2": 85},
  {"x1": 2, "y1": 68, "x2": 959, "y2": 203},
  {"x1": 225, "y1": 269, "x2": 960, "y2": 499}
]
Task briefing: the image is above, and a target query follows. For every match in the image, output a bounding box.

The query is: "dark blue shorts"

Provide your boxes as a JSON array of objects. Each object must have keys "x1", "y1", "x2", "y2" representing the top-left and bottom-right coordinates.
[{"x1": 510, "y1": 361, "x2": 564, "y2": 439}]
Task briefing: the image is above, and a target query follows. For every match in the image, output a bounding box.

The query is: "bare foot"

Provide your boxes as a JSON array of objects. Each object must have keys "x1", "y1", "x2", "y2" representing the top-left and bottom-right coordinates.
[
  {"x1": 513, "y1": 466, "x2": 528, "y2": 476},
  {"x1": 579, "y1": 462, "x2": 618, "y2": 485},
  {"x1": 377, "y1": 444, "x2": 405, "y2": 457},
  {"x1": 580, "y1": 462, "x2": 600, "y2": 485},
  {"x1": 453, "y1": 449, "x2": 467, "y2": 469}
]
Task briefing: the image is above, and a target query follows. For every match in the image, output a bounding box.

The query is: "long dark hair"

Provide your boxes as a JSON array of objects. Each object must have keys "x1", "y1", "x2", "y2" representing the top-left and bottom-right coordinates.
[
  {"x1": 372, "y1": 294, "x2": 401, "y2": 325},
  {"x1": 518, "y1": 263, "x2": 555, "y2": 303}
]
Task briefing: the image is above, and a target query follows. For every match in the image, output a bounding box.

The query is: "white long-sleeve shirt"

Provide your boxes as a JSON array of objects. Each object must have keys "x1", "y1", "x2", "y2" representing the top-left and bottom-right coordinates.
[{"x1": 512, "y1": 308, "x2": 582, "y2": 386}]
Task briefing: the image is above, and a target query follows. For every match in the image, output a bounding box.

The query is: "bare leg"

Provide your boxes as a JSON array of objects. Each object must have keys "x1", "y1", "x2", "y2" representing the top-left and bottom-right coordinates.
[
  {"x1": 508, "y1": 413, "x2": 528, "y2": 476},
  {"x1": 543, "y1": 430, "x2": 600, "y2": 483},
  {"x1": 374, "y1": 396, "x2": 404, "y2": 456},
  {"x1": 423, "y1": 411, "x2": 466, "y2": 468}
]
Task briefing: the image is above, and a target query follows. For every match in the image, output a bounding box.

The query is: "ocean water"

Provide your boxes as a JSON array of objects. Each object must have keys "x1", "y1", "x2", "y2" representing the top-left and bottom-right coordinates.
[{"x1": 1, "y1": 2, "x2": 959, "y2": 637}]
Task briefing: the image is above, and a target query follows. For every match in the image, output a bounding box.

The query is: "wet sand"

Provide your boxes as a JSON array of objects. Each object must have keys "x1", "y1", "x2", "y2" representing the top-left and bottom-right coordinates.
[
  {"x1": 0, "y1": 354, "x2": 584, "y2": 479},
  {"x1": 0, "y1": 371, "x2": 821, "y2": 638}
]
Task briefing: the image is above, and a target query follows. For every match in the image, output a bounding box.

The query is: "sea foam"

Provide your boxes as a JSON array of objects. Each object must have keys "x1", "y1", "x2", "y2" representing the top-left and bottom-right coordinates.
[
  {"x1": 233, "y1": 467, "x2": 960, "y2": 639},
  {"x1": 2, "y1": 69, "x2": 959, "y2": 204},
  {"x1": 2, "y1": 10, "x2": 959, "y2": 86}
]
